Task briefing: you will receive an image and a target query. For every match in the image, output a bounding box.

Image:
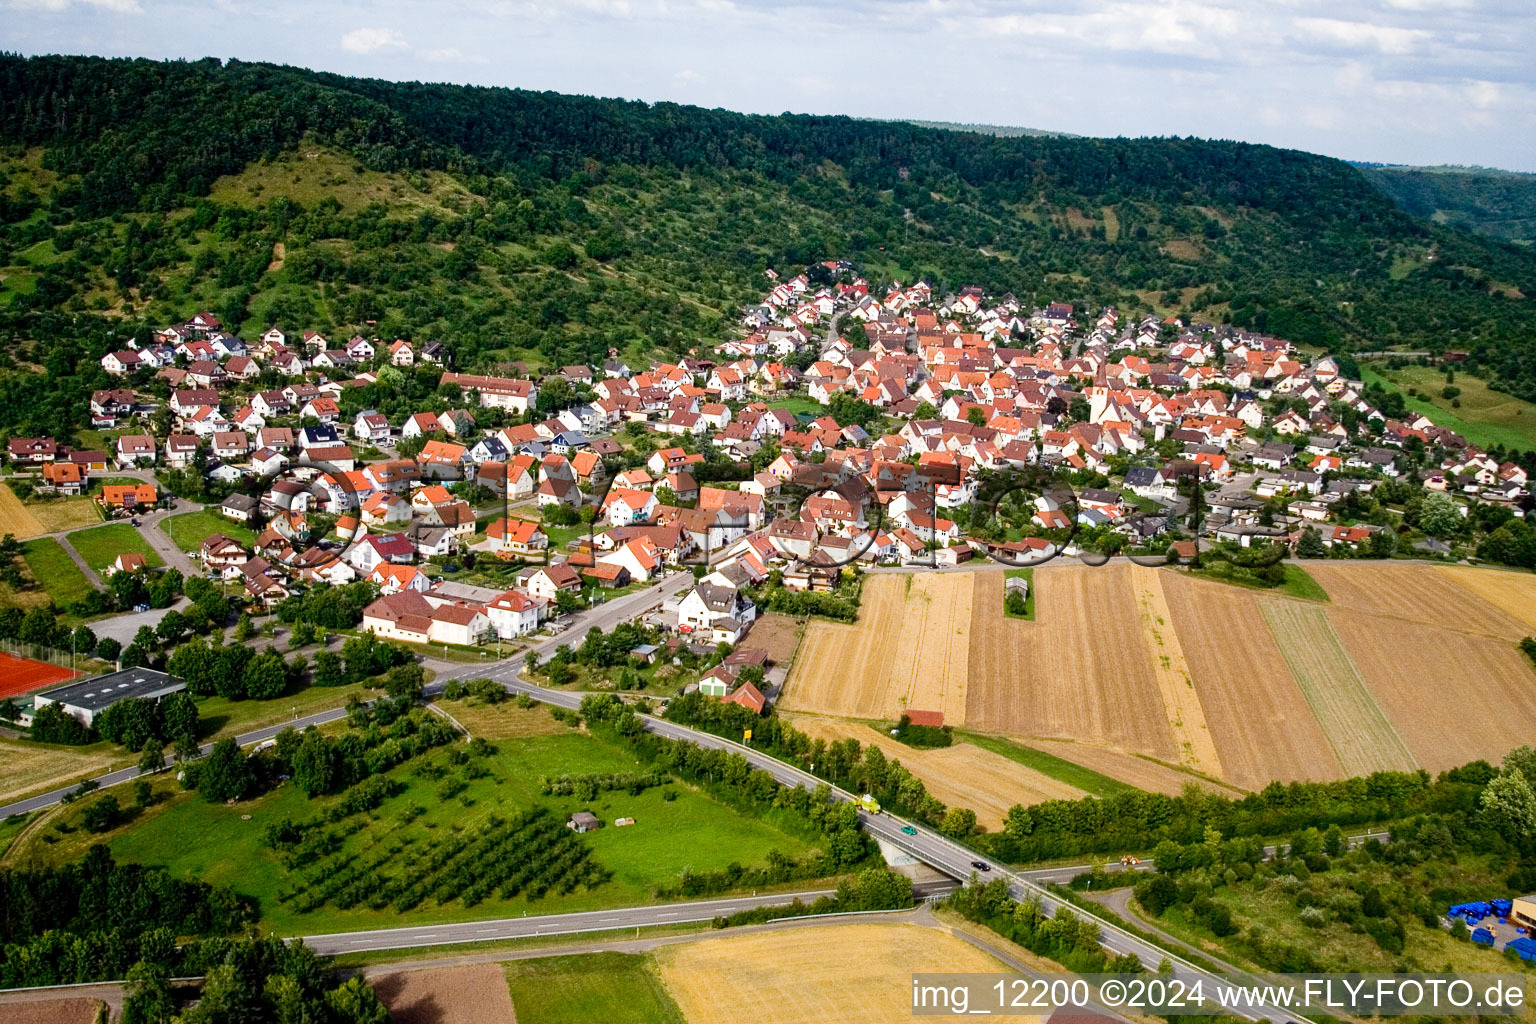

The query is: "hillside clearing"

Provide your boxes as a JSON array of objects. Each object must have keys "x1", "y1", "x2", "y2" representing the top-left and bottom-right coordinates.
[
  {"x1": 654, "y1": 922, "x2": 1031, "y2": 1024},
  {"x1": 1258, "y1": 601, "x2": 1417, "y2": 777}
]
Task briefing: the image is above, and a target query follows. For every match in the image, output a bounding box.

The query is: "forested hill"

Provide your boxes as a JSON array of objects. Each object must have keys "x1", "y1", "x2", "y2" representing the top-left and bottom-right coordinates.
[
  {"x1": 2, "y1": 54, "x2": 1535, "y2": 413},
  {"x1": 1360, "y1": 164, "x2": 1536, "y2": 247}
]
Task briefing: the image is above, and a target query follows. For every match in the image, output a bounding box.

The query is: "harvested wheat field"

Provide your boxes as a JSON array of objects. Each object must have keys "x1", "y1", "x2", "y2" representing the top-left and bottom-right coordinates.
[
  {"x1": 740, "y1": 611, "x2": 803, "y2": 668},
  {"x1": 790, "y1": 715, "x2": 1084, "y2": 827},
  {"x1": 0, "y1": 997, "x2": 104, "y2": 1024},
  {"x1": 0, "y1": 485, "x2": 45, "y2": 540},
  {"x1": 1259, "y1": 601, "x2": 1417, "y2": 777},
  {"x1": 656, "y1": 922, "x2": 1036, "y2": 1024},
  {"x1": 1305, "y1": 563, "x2": 1529, "y2": 641},
  {"x1": 373, "y1": 964, "x2": 517, "y2": 1024},
  {"x1": 1024, "y1": 737, "x2": 1240, "y2": 796},
  {"x1": 1160, "y1": 572, "x2": 1342, "y2": 790},
  {"x1": 783, "y1": 573, "x2": 971, "y2": 725},
  {"x1": 1129, "y1": 566, "x2": 1223, "y2": 779},
  {"x1": 1331, "y1": 608, "x2": 1536, "y2": 773},
  {"x1": 1440, "y1": 566, "x2": 1536, "y2": 632},
  {"x1": 966, "y1": 565, "x2": 1176, "y2": 761},
  {"x1": 0, "y1": 737, "x2": 127, "y2": 807}
]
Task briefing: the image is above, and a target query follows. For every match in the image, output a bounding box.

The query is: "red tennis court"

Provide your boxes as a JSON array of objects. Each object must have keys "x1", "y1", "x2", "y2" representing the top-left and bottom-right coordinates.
[{"x1": 0, "y1": 652, "x2": 78, "y2": 697}]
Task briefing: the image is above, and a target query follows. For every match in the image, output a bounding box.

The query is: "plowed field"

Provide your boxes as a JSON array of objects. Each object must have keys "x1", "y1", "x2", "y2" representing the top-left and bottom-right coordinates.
[
  {"x1": 1332, "y1": 608, "x2": 1536, "y2": 773},
  {"x1": 1306, "y1": 563, "x2": 1529, "y2": 640},
  {"x1": 374, "y1": 964, "x2": 517, "y2": 1024}
]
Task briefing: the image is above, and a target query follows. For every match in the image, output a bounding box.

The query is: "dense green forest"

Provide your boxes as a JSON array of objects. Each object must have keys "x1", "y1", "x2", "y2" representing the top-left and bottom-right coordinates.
[
  {"x1": 2, "y1": 53, "x2": 1535, "y2": 417},
  {"x1": 1362, "y1": 164, "x2": 1536, "y2": 247}
]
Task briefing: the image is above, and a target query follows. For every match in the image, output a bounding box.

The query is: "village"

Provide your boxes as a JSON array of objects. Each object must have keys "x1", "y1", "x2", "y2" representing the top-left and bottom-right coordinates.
[{"x1": 3, "y1": 260, "x2": 1531, "y2": 715}]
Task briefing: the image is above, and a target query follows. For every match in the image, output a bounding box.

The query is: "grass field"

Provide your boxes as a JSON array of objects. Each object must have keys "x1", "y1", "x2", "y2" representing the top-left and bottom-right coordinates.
[
  {"x1": 783, "y1": 573, "x2": 972, "y2": 725},
  {"x1": 506, "y1": 953, "x2": 682, "y2": 1024},
  {"x1": 91, "y1": 711, "x2": 823, "y2": 934},
  {"x1": 0, "y1": 483, "x2": 45, "y2": 539},
  {"x1": 374, "y1": 964, "x2": 517, "y2": 1024},
  {"x1": 1259, "y1": 601, "x2": 1418, "y2": 777},
  {"x1": 1364, "y1": 364, "x2": 1536, "y2": 451},
  {"x1": 162, "y1": 508, "x2": 256, "y2": 552},
  {"x1": 1003, "y1": 567, "x2": 1035, "y2": 619},
  {"x1": 653, "y1": 922, "x2": 1031, "y2": 1024},
  {"x1": 65, "y1": 522, "x2": 161, "y2": 571},
  {"x1": 20, "y1": 537, "x2": 95, "y2": 607},
  {"x1": 25, "y1": 497, "x2": 102, "y2": 533},
  {"x1": 788, "y1": 715, "x2": 1085, "y2": 827},
  {"x1": 1191, "y1": 563, "x2": 1328, "y2": 601},
  {"x1": 194, "y1": 680, "x2": 380, "y2": 740}
]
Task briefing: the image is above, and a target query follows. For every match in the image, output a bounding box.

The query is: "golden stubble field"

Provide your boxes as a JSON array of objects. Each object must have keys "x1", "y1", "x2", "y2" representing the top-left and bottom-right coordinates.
[
  {"x1": 782, "y1": 573, "x2": 972, "y2": 726},
  {"x1": 789, "y1": 715, "x2": 1085, "y2": 826},
  {"x1": 965, "y1": 565, "x2": 1178, "y2": 762},
  {"x1": 655, "y1": 922, "x2": 1038, "y2": 1024},
  {"x1": 0, "y1": 484, "x2": 45, "y2": 540},
  {"x1": 781, "y1": 563, "x2": 1536, "y2": 796}
]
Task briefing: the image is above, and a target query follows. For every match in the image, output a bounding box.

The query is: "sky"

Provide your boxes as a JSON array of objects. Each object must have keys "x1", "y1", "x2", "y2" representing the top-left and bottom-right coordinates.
[{"x1": 7, "y1": 0, "x2": 1536, "y2": 172}]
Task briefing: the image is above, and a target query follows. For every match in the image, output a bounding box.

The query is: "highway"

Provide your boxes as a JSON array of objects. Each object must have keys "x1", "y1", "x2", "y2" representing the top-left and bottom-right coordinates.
[{"x1": 302, "y1": 881, "x2": 958, "y2": 955}]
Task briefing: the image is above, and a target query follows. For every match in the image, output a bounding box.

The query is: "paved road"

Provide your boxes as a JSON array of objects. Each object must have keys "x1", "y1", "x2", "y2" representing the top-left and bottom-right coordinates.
[{"x1": 303, "y1": 881, "x2": 956, "y2": 955}]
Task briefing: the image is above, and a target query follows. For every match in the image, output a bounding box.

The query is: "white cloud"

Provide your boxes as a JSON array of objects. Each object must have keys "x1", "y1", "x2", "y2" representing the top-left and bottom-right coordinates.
[
  {"x1": 10, "y1": 0, "x2": 143, "y2": 11},
  {"x1": 1295, "y1": 17, "x2": 1429, "y2": 54},
  {"x1": 339, "y1": 26, "x2": 409, "y2": 55},
  {"x1": 673, "y1": 68, "x2": 702, "y2": 84},
  {"x1": 422, "y1": 47, "x2": 486, "y2": 63}
]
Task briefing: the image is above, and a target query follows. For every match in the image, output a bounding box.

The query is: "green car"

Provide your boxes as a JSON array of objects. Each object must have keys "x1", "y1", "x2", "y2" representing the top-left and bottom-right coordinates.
[{"x1": 901, "y1": 825, "x2": 918, "y2": 835}]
